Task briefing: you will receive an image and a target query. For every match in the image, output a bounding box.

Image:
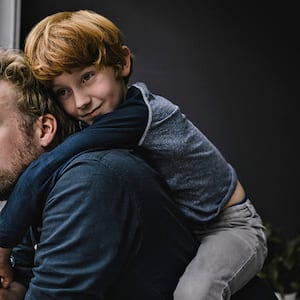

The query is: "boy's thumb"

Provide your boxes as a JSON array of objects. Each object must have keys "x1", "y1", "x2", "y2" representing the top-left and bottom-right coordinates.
[{"x1": 1, "y1": 276, "x2": 13, "y2": 288}]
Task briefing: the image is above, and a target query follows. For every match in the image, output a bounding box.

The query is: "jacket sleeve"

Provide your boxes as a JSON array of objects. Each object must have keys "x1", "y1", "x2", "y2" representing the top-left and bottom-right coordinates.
[
  {"x1": 16, "y1": 153, "x2": 140, "y2": 299},
  {"x1": 11, "y1": 230, "x2": 35, "y2": 289},
  {"x1": 0, "y1": 90, "x2": 149, "y2": 248}
]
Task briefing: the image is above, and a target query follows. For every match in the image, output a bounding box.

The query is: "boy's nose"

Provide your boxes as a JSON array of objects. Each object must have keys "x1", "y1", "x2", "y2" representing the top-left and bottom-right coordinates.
[{"x1": 74, "y1": 93, "x2": 92, "y2": 110}]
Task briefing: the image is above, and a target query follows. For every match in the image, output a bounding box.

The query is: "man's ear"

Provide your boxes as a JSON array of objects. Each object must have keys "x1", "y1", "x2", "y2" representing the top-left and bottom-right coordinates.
[
  {"x1": 120, "y1": 45, "x2": 131, "y2": 77},
  {"x1": 37, "y1": 114, "x2": 57, "y2": 147}
]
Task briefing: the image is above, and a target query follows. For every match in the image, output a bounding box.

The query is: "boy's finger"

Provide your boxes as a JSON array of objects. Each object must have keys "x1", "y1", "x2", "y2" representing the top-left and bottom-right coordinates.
[{"x1": 1, "y1": 276, "x2": 13, "y2": 288}]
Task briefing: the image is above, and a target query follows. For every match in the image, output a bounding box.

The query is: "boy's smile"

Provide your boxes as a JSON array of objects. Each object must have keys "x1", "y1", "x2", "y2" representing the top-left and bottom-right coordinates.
[{"x1": 52, "y1": 65, "x2": 129, "y2": 125}]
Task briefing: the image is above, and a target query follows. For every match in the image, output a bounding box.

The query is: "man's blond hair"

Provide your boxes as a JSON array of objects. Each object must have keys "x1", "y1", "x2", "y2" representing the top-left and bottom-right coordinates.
[{"x1": 0, "y1": 48, "x2": 77, "y2": 141}]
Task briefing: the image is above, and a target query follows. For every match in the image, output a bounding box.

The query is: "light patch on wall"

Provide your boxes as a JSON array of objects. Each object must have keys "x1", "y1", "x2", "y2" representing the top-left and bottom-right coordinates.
[{"x1": 0, "y1": 0, "x2": 21, "y2": 48}]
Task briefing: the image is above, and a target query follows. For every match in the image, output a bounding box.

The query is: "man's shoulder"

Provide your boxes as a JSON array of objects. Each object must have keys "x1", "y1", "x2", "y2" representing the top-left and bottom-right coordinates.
[
  {"x1": 53, "y1": 148, "x2": 160, "y2": 201},
  {"x1": 70, "y1": 148, "x2": 138, "y2": 163},
  {"x1": 61, "y1": 148, "x2": 146, "y2": 177}
]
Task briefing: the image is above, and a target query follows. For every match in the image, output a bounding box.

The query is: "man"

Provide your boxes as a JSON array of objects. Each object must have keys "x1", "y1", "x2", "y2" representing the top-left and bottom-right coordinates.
[
  {"x1": 0, "y1": 49, "x2": 198, "y2": 299},
  {"x1": 0, "y1": 49, "x2": 277, "y2": 300}
]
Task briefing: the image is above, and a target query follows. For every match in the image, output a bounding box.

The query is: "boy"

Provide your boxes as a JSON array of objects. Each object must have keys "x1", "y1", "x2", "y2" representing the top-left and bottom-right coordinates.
[
  {"x1": 0, "y1": 10, "x2": 267, "y2": 299},
  {"x1": 0, "y1": 48, "x2": 199, "y2": 299}
]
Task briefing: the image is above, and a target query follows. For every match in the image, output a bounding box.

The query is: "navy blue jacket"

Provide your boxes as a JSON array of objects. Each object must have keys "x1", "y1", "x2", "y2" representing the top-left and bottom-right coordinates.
[{"x1": 12, "y1": 149, "x2": 198, "y2": 299}]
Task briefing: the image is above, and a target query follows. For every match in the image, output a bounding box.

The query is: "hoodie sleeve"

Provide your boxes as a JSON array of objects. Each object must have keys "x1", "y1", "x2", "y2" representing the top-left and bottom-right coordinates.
[{"x1": 0, "y1": 87, "x2": 150, "y2": 248}]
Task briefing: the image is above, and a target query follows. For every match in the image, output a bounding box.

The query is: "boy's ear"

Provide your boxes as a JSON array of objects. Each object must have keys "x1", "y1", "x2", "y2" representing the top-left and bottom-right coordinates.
[
  {"x1": 120, "y1": 45, "x2": 131, "y2": 77},
  {"x1": 37, "y1": 114, "x2": 57, "y2": 147}
]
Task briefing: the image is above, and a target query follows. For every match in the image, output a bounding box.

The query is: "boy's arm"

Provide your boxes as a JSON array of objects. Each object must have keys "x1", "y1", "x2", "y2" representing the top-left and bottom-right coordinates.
[
  {"x1": 0, "y1": 87, "x2": 150, "y2": 248},
  {"x1": 0, "y1": 229, "x2": 36, "y2": 297},
  {"x1": 11, "y1": 230, "x2": 35, "y2": 290}
]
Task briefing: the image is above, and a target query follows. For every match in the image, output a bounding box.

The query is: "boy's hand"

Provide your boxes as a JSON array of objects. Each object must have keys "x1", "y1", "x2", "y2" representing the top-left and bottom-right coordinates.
[
  {"x1": 0, "y1": 248, "x2": 13, "y2": 289},
  {"x1": 0, "y1": 281, "x2": 26, "y2": 300}
]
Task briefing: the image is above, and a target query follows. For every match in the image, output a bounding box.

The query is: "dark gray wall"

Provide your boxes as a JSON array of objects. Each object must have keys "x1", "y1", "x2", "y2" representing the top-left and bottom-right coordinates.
[{"x1": 20, "y1": 1, "x2": 299, "y2": 238}]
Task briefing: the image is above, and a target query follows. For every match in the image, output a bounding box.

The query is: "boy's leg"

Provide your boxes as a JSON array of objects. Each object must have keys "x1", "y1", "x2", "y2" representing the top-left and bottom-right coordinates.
[{"x1": 173, "y1": 199, "x2": 267, "y2": 300}]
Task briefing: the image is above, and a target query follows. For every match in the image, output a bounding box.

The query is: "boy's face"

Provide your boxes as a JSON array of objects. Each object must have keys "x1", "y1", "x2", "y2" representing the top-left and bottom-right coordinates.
[{"x1": 51, "y1": 65, "x2": 129, "y2": 125}]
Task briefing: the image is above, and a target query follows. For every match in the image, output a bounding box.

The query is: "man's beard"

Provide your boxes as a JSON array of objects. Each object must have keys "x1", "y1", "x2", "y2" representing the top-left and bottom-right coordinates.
[{"x1": 0, "y1": 133, "x2": 43, "y2": 201}]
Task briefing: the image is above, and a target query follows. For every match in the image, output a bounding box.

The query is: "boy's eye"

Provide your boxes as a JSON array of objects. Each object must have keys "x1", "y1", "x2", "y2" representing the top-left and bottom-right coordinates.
[
  {"x1": 58, "y1": 89, "x2": 67, "y2": 96},
  {"x1": 54, "y1": 88, "x2": 69, "y2": 99},
  {"x1": 82, "y1": 72, "x2": 94, "y2": 84}
]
